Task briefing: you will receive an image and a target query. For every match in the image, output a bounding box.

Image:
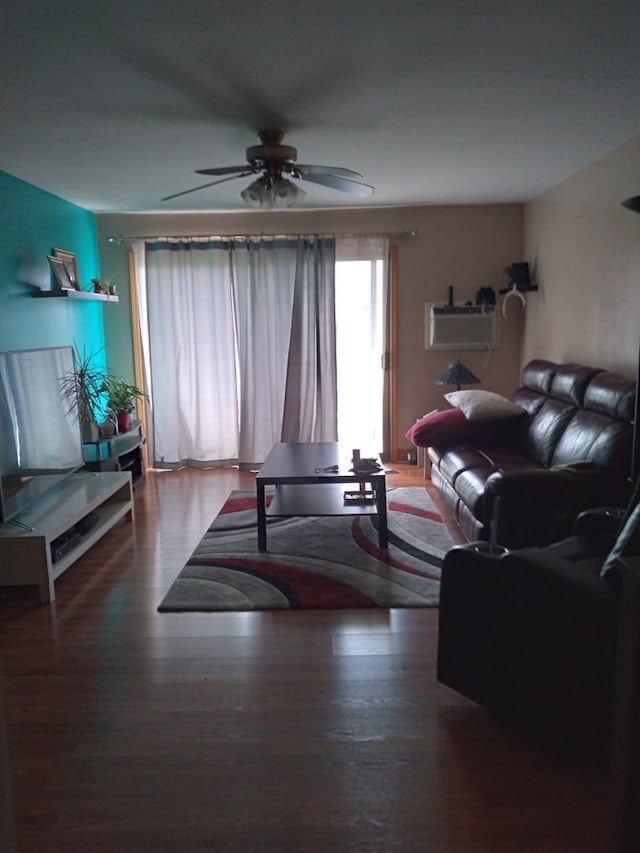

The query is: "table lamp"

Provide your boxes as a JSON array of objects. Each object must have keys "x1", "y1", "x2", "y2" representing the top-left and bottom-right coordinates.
[{"x1": 435, "y1": 359, "x2": 480, "y2": 391}]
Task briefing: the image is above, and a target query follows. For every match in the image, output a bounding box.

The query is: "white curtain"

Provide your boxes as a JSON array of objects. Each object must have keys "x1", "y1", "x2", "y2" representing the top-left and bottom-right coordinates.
[{"x1": 133, "y1": 235, "x2": 337, "y2": 469}]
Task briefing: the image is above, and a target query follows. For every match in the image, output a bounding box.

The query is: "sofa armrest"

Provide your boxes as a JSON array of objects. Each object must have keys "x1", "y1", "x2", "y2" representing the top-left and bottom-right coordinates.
[
  {"x1": 485, "y1": 465, "x2": 606, "y2": 504},
  {"x1": 572, "y1": 506, "x2": 626, "y2": 539},
  {"x1": 483, "y1": 467, "x2": 619, "y2": 548},
  {"x1": 440, "y1": 542, "x2": 618, "y2": 617}
]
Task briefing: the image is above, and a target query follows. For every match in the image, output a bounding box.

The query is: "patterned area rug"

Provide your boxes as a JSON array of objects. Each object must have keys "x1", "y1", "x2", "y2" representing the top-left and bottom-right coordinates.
[{"x1": 158, "y1": 487, "x2": 455, "y2": 612}]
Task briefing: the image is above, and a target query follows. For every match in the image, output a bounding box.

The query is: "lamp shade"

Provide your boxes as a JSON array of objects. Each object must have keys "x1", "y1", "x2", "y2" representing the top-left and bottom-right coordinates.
[
  {"x1": 435, "y1": 359, "x2": 481, "y2": 391},
  {"x1": 240, "y1": 175, "x2": 306, "y2": 209},
  {"x1": 622, "y1": 196, "x2": 640, "y2": 214}
]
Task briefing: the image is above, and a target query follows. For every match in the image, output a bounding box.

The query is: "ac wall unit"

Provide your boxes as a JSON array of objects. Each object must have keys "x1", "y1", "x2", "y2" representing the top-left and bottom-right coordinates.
[{"x1": 425, "y1": 303, "x2": 500, "y2": 350}]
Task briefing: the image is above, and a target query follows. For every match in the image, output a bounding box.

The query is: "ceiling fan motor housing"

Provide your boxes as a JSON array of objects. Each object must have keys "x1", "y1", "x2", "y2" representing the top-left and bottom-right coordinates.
[{"x1": 245, "y1": 130, "x2": 297, "y2": 174}]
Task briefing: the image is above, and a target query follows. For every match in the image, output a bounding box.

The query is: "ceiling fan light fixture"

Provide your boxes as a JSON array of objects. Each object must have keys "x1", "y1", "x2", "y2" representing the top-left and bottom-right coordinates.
[{"x1": 240, "y1": 175, "x2": 305, "y2": 209}]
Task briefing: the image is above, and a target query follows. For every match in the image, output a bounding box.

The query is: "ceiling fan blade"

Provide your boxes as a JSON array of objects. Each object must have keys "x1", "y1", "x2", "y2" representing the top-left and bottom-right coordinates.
[
  {"x1": 295, "y1": 164, "x2": 363, "y2": 180},
  {"x1": 195, "y1": 165, "x2": 250, "y2": 176},
  {"x1": 298, "y1": 171, "x2": 374, "y2": 197},
  {"x1": 162, "y1": 171, "x2": 251, "y2": 201}
]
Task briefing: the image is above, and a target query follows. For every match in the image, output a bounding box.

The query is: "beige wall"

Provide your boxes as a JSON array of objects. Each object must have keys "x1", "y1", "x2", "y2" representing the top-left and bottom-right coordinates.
[
  {"x1": 97, "y1": 203, "x2": 524, "y2": 457},
  {"x1": 96, "y1": 133, "x2": 640, "y2": 460},
  {"x1": 523, "y1": 134, "x2": 640, "y2": 376}
]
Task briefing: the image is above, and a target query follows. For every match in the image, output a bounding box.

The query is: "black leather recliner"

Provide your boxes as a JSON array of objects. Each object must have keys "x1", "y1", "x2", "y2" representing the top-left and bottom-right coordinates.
[{"x1": 437, "y1": 503, "x2": 640, "y2": 759}]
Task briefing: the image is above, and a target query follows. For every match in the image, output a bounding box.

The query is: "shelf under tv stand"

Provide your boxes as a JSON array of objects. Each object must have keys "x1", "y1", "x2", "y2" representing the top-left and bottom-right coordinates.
[
  {"x1": 82, "y1": 420, "x2": 145, "y2": 485},
  {"x1": 0, "y1": 471, "x2": 134, "y2": 604}
]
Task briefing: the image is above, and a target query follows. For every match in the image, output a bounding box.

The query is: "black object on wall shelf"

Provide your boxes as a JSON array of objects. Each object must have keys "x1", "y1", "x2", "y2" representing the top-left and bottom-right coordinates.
[
  {"x1": 498, "y1": 262, "x2": 538, "y2": 294},
  {"x1": 33, "y1": 289, "x2": 119, "y2": 303}
]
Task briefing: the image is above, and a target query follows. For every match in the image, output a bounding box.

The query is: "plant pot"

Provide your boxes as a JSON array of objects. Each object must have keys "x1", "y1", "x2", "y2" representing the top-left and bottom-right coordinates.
[
  {"x1": 117, "y1": 411, "x2": 132, "y2": 433},
  {"x1": 81, "y1": 419, "x2": 100, "y2": 443}
]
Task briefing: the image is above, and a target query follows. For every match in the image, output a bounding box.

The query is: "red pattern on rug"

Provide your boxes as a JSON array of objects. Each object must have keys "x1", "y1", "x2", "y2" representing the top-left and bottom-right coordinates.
[
  {"x1": 388, "y1": 500, "x2": 443, "y2": 523},
  {"x1": 350, "y1": 517, "x2": 441, "y2": 581},
  {"x1": 220, "y1": 495, "x2": 273, "y2": 514},
  {"x1": 193, "y1": 556, "x2": 376, "y2": 608}
]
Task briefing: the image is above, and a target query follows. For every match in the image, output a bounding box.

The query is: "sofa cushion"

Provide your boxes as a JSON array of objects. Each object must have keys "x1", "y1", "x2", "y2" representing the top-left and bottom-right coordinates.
[
  {"x1": 584, "y1": 371, "x2": 636, "y2": 420},
  {"x1": 510, "y1": 387, "x2": 548, "y2": 416},
  {"x1": 551, "y1": 410, "x2": 632, "y2": 472},
  {"x1": 444, "y1": 390, "x2": 525, "y2": 422},
  {"x1": 477, "y1": 447, "x2": 540, "y2": 471},
  {"x1": 519, "y1": 359, "x2": 558, "y2": 394},
  {"x1": 549, "y1": 364, "x2": 601, "y2": 406},
  {"x1": 521, "y1": 398, "x2": 576, "y2": 467},
  {"x1": 436, "y1": 447, "x2": 494, "y2": 483}
]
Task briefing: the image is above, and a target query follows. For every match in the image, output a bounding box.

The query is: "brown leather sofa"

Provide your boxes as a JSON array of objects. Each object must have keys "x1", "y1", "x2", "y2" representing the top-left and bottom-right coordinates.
[{"x1": 425, "y1": 359, "x2": 636, "y2": 548}]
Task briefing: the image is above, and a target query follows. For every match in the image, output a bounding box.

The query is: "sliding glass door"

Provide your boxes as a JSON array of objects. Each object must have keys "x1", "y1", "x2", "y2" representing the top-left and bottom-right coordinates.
[{"x1": 335, "y1": 238, "x2": 389, "y2": 459}]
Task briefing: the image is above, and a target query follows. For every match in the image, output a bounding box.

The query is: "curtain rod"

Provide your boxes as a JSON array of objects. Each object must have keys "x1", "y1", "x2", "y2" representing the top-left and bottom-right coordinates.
[{"x1": 105, "y1": 229, "x2": 418, "y2": 244}]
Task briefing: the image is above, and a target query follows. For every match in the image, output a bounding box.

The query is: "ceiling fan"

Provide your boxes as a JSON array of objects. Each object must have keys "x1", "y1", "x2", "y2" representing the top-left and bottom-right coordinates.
[{"x1": 162, "y1": 130, "x2": 374, "y2": 207}]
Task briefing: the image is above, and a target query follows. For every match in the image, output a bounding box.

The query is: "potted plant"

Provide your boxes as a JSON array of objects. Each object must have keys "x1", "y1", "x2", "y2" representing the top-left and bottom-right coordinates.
[
  {"x1": 59, "y1": 347, "x2": 109, "y2": 442},
  {"x1": 105, "y1": 375, "x2": 146, "y2": 433}
]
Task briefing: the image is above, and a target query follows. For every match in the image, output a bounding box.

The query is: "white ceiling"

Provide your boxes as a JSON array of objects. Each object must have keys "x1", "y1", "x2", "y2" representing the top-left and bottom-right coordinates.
[{"x1": 2, "y1": 0, "x2": 639, "y2": 214}]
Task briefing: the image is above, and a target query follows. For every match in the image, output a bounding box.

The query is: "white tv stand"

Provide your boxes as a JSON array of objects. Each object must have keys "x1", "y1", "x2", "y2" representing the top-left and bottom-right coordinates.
[{"x1": 0, "y1": 471, "x2": 134, "y2": 604}]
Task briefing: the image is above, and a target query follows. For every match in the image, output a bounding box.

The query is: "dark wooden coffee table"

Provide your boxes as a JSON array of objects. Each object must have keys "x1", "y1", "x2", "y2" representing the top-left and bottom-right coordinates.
[{"x1": 256, "y1": 442, "x2": 390, "y2": 551}]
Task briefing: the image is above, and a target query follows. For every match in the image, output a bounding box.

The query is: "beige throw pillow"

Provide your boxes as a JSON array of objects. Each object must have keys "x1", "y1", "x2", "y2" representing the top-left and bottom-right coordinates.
[{"x1": 444, "y1": 389, "x2": 524, "y2": 422}]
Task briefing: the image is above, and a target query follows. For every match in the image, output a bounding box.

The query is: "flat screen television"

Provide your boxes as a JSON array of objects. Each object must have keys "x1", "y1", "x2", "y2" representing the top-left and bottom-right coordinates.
[{"x1": 0, "y1": 346, "x2": 84, "y2": 524}]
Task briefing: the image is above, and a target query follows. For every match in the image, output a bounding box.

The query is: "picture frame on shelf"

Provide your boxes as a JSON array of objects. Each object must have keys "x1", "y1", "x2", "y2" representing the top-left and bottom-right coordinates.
[
  {"x1": 53, "y1": 248, "x2": 80, "y2": 290},
  {"x1": 47, "y1": 255, "x2": 74, "y2": 291}
]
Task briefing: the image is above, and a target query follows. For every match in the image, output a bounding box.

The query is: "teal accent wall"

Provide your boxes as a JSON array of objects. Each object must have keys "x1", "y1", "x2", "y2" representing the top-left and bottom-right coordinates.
[
  {"x1": 99, "y1": 237, "x2": 136, "y2": 384},
  {"x1": 0, "y1": 171, "x2": 105, "y2": 363}
]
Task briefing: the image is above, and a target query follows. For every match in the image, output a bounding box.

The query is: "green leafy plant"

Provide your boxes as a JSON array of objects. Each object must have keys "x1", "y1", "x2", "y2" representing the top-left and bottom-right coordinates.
[
  {"x1": 104, "y1": 375, "x2": 146, "y2": 414},
  {"x1": 59, "y1": 347, "x2": 146, "y2": 440},
  {"x1": 59, "y1": 346, "x2": 109, "y2": 429}
]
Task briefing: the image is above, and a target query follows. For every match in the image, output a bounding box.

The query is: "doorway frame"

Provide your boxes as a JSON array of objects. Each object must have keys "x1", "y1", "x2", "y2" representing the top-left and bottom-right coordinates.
[{"x1": 387, "y1": 244, "x2": 399, "y2": 462}]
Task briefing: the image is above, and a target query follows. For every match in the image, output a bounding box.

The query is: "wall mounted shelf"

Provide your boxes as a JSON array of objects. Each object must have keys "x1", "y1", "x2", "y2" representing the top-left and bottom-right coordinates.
[{"x1": 33, "y1": 289, "x2": 119, "y2": 303}]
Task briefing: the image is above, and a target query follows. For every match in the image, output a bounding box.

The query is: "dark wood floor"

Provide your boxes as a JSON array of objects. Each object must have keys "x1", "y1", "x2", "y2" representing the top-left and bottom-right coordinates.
[{"x1": 0, "y1": 464, "x2": 609, "y2": 852}]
